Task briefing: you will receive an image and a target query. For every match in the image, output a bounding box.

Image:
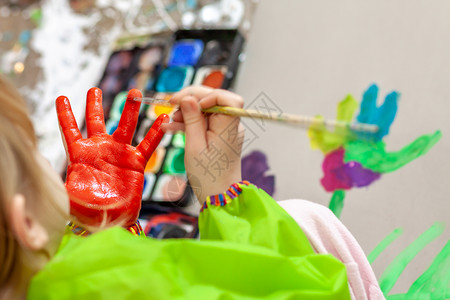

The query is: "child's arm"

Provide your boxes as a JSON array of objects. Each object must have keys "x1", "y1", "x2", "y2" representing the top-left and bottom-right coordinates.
[
  {"x1": 163, "y1": 86, "x2": 244, "y2": 203},
  {"x1": 163, "y1": 87, "x2": 323, "y2": 253},
  {"x1": 163, "y1": 87, "x2": 313, "y2": 253}
]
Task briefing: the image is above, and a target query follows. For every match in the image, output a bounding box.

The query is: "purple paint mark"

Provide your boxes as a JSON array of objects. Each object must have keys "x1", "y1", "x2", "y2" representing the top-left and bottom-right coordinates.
[
  {"x1": 344, "y1": 161, "x2": 381, "y2": 187},
  {"x1": 241, "y1": 150, "x2": 275, "y2": 196},
  {"x1": 321, "y1": 148, "x2": 380, "y2": 192}
]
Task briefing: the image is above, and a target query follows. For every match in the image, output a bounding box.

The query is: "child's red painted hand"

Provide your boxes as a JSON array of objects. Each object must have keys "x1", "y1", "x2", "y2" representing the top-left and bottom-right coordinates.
[{"x1": 56, "y1": 88, "x2": 169, "y2": 228}]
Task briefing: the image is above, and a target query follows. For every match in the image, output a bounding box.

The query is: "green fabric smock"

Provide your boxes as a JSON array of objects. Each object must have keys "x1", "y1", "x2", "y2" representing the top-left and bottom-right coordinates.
[{"x1": 28, "y1": 182, "x2": 351, "y2": 299}]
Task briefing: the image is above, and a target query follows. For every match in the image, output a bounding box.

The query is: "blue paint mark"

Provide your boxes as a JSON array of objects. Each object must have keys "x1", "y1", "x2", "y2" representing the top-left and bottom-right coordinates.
[
  {"x1": 375, "y1": 91, "x2": 398, "y2": 140},
  {"x1": 357, "y1": 84, "x2": 379, "y2": 124},
  {"x1": 356, "y1": 84, "x2": 398, "y2": 141}
]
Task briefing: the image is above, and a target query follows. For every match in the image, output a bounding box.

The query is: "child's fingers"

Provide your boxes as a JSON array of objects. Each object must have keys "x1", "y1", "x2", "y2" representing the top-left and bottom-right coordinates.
[
  {"x1": 56, "y1": 96, "x2": 82, "y2": 148},
  {"x1": 198, "y1": 89, "x2": 244, "y2": 109},
  {"x1": 172, "y1": 110, "x2": 183, "y2": 122},
  {"x1": 86, "y1": 87, "x2": 106, "y2": 137},
  {"x1": 180, "y1": 96, "x2": 207, "y2": 154},
  {"x1": 112, "y1": 89, "x2": 142, "y2": 144},
  {"x1": 161, "y1": 121, "x2": 185, "y2": 133},
  {"x1": 137, "y1": 114, "x2": 170, "y2": 160},
  {"x1": 197, "y1": 89, "x2": 244, "y2": 137},
  {"x1": 170, "y1": 86, "x2": 214, "y2": 105}
]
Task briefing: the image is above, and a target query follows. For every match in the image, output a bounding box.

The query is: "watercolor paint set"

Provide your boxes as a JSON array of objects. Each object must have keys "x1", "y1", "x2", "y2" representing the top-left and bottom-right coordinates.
[
  {"x1": 138, "y1": 204, "x2": 199, "y2": 239},
  {"x1": 97, "y1": 29, "x2": 245, "y2": 211},
  {"x1": 155, "y1": 29, "x2": 245, "y2": 93},
  {"x1": 98, "y1": 35, "x2": 170, "y2": 120}
]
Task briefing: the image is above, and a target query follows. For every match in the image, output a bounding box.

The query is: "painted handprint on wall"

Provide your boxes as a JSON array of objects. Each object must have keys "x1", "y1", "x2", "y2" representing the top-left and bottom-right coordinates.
[{"x1": 308, "y1": 84, "x2": 441, "y2": 217}]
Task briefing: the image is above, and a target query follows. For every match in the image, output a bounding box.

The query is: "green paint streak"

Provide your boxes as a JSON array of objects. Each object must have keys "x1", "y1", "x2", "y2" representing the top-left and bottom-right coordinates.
[
  {"x1": 368, "y1": 228, "x2": 404, "y2": 264},
  {"x1": 379, "y1": 222, "x2": 445, "y2": 296},
  {"x1": 386, "y1": 295, "x2": 407, "y2": 300},
  {"x1": 344, "y1": 130, "x2": 442, "y2": 173},
  {"x1": 308, "y1": 95, "x2": 357, "y2": 154},
  {"x1": 385, "y1": 241, "x2": 450, "y2": 300},
  {"x1": 328, "y1": 190, "x2": 345, "y2": 218},
  {"x1": 407, "y1": 240, "x2": 450, "y2": 299}
]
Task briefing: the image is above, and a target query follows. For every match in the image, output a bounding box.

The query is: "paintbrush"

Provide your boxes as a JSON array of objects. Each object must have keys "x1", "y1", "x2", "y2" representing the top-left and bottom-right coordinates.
[{"x1": 132, "y1": 97, "x2": 379, "y2": 133}]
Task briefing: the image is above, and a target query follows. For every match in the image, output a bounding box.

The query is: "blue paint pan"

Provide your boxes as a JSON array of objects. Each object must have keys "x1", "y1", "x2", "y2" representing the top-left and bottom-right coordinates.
[
  {"x1": 156, "y1": 66, "x2": 194, "y2": 92},
  {"x1": 168, "y1": 39, "x2": 204, "y2": 66}
]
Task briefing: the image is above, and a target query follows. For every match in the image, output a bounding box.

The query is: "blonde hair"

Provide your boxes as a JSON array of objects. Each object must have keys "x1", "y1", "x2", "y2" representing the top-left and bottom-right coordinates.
[{"x1": 0, "y1": 75, "x2": 67, "y2": 288}]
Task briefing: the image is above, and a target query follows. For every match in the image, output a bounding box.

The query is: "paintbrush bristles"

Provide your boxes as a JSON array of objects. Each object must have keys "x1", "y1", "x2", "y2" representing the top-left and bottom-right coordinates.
[{"x1": 132, "y1": 97, "x2": 379, "y2": 133}]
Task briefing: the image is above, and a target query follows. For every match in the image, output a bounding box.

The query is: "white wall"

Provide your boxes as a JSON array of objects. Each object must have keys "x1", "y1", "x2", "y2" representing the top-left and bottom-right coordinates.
[{"x1": 235, "y1": 0, "x2": 450, "y2": 294}]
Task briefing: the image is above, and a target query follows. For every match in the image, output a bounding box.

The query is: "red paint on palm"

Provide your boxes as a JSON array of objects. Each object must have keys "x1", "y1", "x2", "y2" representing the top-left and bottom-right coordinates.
[{"x1": 56, "y1": 88, "x2": 169, "y2": 227}]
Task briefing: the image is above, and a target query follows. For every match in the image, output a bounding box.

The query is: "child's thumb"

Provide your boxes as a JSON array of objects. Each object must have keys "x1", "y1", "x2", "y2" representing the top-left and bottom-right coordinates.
[{"x1": 180, "y1": 96, "x2": 207, "y2": 153}]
